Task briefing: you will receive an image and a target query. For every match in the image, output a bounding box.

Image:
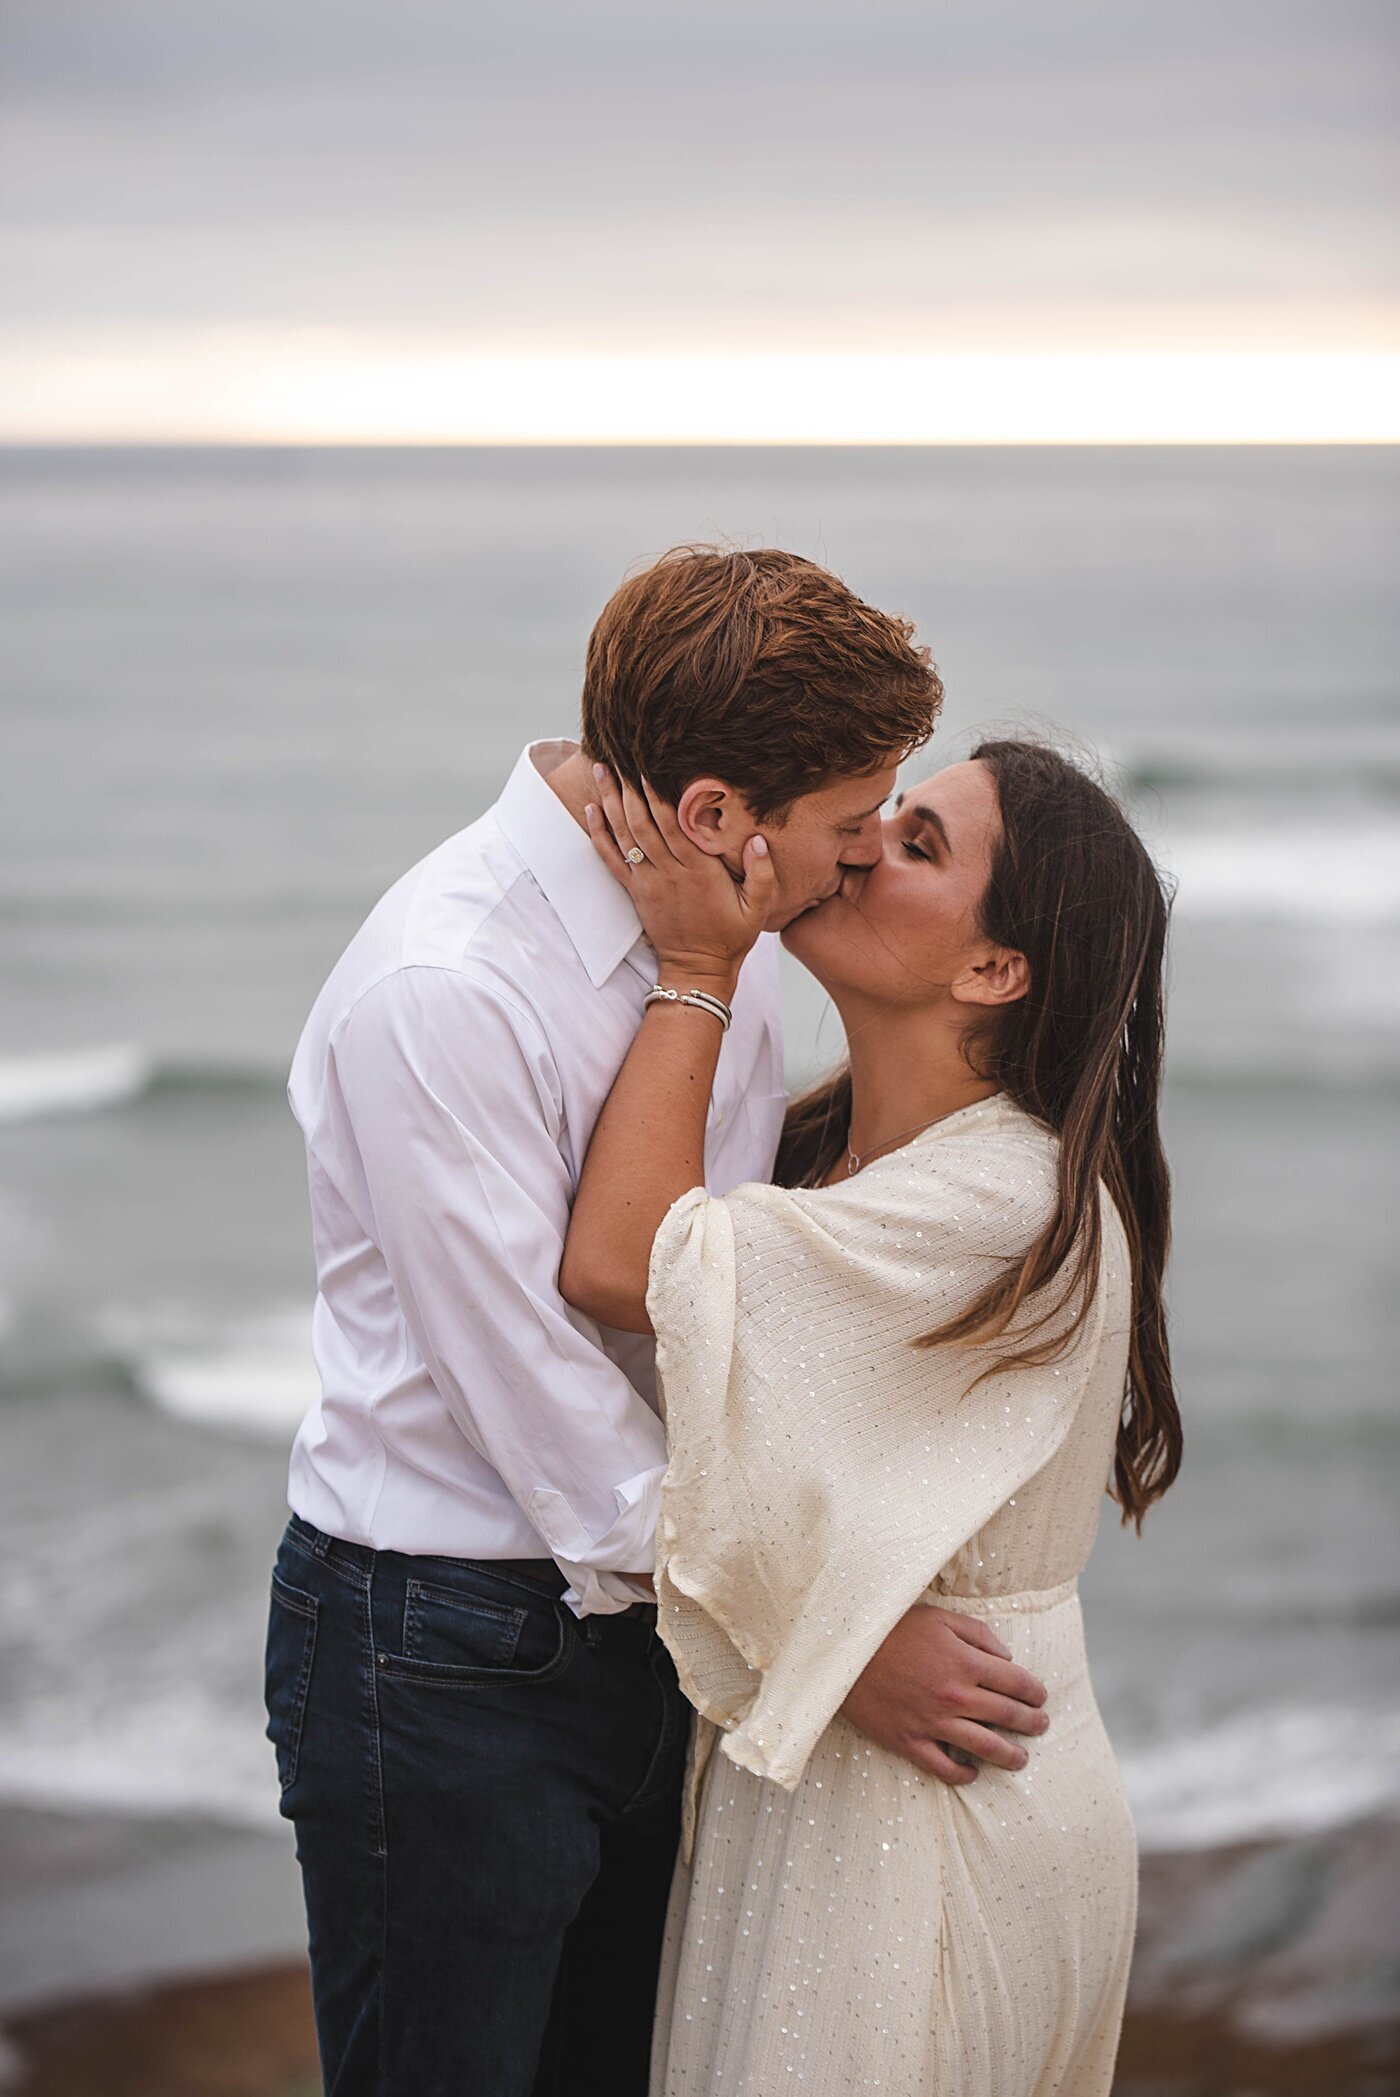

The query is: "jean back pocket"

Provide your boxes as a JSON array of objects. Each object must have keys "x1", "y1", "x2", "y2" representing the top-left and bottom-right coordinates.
[{"x1": 264, "y1": 1571, "x2": 319, "y2": 1794}]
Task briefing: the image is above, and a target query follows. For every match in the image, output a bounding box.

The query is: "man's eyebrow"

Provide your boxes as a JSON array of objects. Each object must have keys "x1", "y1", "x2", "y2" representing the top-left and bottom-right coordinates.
[{"x1": 906, "y1": 802, "x2": 952, "y2": 852}]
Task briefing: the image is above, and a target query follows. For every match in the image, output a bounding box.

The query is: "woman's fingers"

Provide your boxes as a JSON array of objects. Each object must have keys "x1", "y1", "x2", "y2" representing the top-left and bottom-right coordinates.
[
  {"x1": 596, "y1": 767, "x2": 773, "y2": 920},
  {"x1": 640, "y1": 778, "x2": 705, "y2": 865},
  {"x1": 588, "y1": 762, "x2": 768, "y2": 970},
  {"x1": 591, "y1": 765, "x2": 639, "y2": 860},
  {"x1": 740, "y1": 833, "x2": 777, "y2": 919},
  {"x1": 593, "y1": 764, "x2": 680, "y2": 874},
  {"x1": 583, "y1": 803, "x2": 633, "y2": 888},
  {"x1": 591, "y1": 764, "x2": 641, "y2": 860},
  {"x1": 618, "y1": 776, "x2": 676, "y2": 868}
]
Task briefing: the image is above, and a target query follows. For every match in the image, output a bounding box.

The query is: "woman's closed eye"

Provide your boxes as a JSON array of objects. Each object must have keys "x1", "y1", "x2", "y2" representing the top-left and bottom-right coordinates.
[{"x1": 901, "y1": 840, "x2": 930, "y2": 862}]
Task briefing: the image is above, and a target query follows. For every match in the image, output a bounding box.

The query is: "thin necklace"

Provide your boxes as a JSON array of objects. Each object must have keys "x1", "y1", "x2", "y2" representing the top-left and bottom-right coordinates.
[{"x1": 845, "y1": 1115, "x2": 944, "y2": 1178}]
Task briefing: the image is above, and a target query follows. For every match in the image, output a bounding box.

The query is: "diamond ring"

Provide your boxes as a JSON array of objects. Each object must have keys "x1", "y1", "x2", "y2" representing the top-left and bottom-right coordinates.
[{"x1": 624, "y1": 847, "x2": 647, "y2": 868}]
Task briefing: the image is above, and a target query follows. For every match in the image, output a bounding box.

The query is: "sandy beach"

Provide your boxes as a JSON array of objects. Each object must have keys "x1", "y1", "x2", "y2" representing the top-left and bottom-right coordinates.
[{"x1": 1, "y1": 1808, "x2": 1395, "y2": 2096}]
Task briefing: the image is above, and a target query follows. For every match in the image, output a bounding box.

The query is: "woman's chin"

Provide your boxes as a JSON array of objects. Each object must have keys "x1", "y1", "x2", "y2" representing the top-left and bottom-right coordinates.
[{"x1": 780, "y1": 892, "x2": 842, "y2": 972}]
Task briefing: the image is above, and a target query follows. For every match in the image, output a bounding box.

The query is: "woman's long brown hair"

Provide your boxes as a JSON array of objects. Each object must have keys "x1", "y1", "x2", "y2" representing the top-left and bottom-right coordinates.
[{"x1": 776, "y1": 739, "x2": 1182, "y2": 1527}]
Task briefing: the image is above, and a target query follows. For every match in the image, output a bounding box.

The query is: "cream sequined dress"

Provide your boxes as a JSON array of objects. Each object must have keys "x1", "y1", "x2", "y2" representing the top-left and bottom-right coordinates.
[{"x1": 645, "y1": 1095, "x2": 1137, "y2": 2097}]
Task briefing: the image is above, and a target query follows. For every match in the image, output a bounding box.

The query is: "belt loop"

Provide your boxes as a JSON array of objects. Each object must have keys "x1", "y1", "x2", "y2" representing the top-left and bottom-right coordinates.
[{"x1": 308, "y1": 1525, "x2": 332, "y2": 1561}]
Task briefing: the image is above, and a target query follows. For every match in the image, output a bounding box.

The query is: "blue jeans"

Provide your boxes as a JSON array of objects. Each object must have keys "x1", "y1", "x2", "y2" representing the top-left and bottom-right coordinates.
[{"x1": 264, "y1": 1516, "x2": 689, "y2": 2096}]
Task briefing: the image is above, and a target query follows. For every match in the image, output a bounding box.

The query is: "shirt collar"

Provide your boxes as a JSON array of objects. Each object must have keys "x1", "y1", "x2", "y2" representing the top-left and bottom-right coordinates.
[{"x1": 493, "y1": 739, "x2": 649, "y2": 989}]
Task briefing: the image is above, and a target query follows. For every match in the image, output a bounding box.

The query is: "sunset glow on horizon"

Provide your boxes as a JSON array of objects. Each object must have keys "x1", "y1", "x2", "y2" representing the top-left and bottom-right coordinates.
[{"x1": 5, "y1": 341, "x2": 1398, "y2": 446}]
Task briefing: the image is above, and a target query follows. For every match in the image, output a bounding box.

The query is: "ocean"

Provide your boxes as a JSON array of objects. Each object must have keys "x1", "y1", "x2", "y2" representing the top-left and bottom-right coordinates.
[{"x1": 1, "y1": 444, "x2": 1396, "y2": 1866}]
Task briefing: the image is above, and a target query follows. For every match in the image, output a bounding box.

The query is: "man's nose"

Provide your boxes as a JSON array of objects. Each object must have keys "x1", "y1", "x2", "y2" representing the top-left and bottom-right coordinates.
[
  {"x1": 841, "y1": 821, "x2": 884, "y2": 869},
  {"x1": 876, "y1": 811, "x2": 908, "y2": 864}
]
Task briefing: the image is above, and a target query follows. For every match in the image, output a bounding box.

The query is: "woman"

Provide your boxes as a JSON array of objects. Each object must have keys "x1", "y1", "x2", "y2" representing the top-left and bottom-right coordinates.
[{"x1": 560, "y1": 740, "x2": 1181, "y2": 2096}]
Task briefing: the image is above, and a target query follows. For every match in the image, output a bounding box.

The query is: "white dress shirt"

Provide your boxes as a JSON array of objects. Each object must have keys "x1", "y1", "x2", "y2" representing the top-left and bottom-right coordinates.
[{"x1": 286, "y1": 739, "x2": 787, "y2": 1614}]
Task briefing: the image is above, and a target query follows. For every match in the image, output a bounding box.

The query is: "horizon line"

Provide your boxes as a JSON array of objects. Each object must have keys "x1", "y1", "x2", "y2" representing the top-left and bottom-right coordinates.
[
  {"x1": 5, "y1": 348, "x2": 1398, "y2": 447},
  {"x1": 2, "y1": 435, "x2": 1397, "y2": 450}
]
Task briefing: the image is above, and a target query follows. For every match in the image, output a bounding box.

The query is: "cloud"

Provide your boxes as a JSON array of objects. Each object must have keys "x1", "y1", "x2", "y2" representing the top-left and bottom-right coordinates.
[{"x1": 1, "y1": 0, "x2": 1395, "y2": 433}]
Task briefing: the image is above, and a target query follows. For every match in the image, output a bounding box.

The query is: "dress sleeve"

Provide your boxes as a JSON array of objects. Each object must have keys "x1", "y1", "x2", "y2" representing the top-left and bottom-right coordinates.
[{"x1": 645, "y1": 1127, "x2": 1116, "y2": 1789}]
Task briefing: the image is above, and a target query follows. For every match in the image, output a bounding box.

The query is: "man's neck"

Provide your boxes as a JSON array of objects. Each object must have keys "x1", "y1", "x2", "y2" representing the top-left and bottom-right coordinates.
[{"x1": 544, "y1": 747, "x2": 598, "y2": 833}]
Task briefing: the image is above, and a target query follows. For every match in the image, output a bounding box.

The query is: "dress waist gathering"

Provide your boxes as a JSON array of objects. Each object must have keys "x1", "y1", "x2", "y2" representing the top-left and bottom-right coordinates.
[{"x1": 922, "y1": 1574, "x2": 1080, "y2": 1615}]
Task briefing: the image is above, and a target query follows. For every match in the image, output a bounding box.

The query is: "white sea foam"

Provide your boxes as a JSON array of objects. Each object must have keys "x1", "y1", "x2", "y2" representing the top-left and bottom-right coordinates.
[
  {"x1": 1122, "y1": 1702, "x2": 1400, "y2": 1852},
  {"x1": 2, "y1": 1691, "x2": 1395, "y2": 1851},
  {"x1": 0, "y1": 1043, "x2": 152, "y2": 1124},
  {"x1": 0, "y1": 1684, "x2": 281, "y2": 1832},
  {"x1": 1161, "y1": 818, "x2": 1400, "y2": 925},
  {"x1": 100, "y1": 1302, "x2": 319, "y2": 1442}
]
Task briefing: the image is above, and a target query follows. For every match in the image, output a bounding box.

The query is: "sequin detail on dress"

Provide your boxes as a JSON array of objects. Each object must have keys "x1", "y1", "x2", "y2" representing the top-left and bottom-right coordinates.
[{"x1": 646, "y1": 1096, "x2": 1137, "y2": 2096}]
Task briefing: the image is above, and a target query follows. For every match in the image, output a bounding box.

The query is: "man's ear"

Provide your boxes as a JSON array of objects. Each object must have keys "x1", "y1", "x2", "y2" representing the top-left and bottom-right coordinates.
[
  {"x1": 950, "y1": 947, "x2": 1030, "y2": 1007},
  {"x1": 674, "y1": 777, "x2": 752, "y2": 858}
]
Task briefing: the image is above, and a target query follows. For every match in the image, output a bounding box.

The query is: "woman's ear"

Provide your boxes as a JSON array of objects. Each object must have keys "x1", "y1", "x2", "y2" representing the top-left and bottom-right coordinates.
[
  {"x1": 951, "y1": 947, "x2": 1030, "y2": 1007},
  {"x1": 675, "y1": 777, "x2": 751, "y2": 858}
]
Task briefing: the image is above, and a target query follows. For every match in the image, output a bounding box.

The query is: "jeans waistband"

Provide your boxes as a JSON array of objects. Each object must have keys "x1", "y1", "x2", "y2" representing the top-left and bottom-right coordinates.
[{"x1": 285, "y1": 1516, "x2": 651, "y2": 1614}]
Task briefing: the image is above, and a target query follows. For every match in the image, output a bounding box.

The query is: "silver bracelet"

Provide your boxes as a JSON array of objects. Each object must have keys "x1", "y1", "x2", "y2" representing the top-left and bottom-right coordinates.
[{"x1": 644, "y1": 983, "x2": 733, "y2": 1033}]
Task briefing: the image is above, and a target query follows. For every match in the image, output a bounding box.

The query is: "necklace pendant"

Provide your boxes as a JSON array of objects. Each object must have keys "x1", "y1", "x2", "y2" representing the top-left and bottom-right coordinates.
[{"x1": 845, "y1": 1112, "x2": 943, "y2": 1178}]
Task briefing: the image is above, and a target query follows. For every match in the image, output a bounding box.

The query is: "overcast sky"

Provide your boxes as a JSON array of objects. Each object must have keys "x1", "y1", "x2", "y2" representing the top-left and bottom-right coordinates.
[{"x1": 2, "y1": 0, "x2": 1396, "y2": 435}]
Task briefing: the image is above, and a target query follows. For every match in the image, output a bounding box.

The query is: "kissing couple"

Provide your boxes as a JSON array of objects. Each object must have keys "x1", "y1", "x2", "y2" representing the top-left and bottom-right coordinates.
[{"x1": 265, "y1": 545, "x2": 1181, "y2": 2096}]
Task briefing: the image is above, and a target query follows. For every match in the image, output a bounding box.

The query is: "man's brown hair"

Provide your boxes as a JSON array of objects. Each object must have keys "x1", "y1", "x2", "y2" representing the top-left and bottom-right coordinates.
[{"x1": 580, "y1": 546, "x2": 942, "y2": 821}]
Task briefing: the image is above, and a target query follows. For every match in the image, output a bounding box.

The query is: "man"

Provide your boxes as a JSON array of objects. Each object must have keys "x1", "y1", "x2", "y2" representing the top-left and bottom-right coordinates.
[{"x1": 265, "y1": 547, "x2": 1052, "y2": 2096}]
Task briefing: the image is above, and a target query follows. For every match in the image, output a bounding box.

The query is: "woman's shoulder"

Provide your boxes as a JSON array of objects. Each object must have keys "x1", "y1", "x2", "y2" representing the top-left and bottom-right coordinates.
[
  {"x1": 915, "y1": 1091, "x2": 1054, "y2": 1161},
  {"x1": 874, "y1": 1095, "x2": 1055, "y2": 1220},
  {"x1": 829, "y1": 1093, "x2": 1056, "y2": 1199},
  {"x1": 725, "y1": 1094, "x2": 1059, "y2": 1248}
]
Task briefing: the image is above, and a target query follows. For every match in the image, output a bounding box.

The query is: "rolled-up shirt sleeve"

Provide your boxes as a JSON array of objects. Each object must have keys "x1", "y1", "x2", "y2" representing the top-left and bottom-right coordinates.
[{"x1": 326, "y1": 964, "x2": 666, "y2": 1614}]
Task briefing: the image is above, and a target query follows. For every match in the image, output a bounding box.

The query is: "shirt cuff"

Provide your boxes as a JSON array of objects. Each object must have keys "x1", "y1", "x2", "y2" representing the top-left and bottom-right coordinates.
[{"x1": 527, "y1": 1464, "x2": 664, "y2": 1619}]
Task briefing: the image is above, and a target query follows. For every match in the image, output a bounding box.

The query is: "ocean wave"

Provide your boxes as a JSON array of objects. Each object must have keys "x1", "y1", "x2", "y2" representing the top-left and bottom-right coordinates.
[
  {"x1": 1124, "y1": 751, "x2": 1400, "y2": 799},
  {"x1": 1161, "y1": 818, "x2": 1400, "y2": 926},
  {"x1": 2, "y1": 1018, "x2": 1395, "y2": 1145},
  {"x1": 144, "y1": 1060, "x2": 284, "y2": 1100},
  {"x1": 1163, "y1": 1044, "x2": 1400, "y2": 1090},
  {"x1": 96, "y1": 1302, "x2": 318, "y2": 1442},
  {"x1": 1200, "y1": 1585, "x2": 1400, "y2": 1631},
  {"x1": 1121, "y1": 1702, "x2": 1400, "y2": 1852},
  {"x1": 0, "y1": 1046, "x2": 284, "y2": 1126},
  {"x1": 0, "y1": 1682, "x2": 281, "y2": 1833},
  {"x1": 1, "y1": 1688, "x2": 1394, "y2": 1852},
  {"x1": 0, "y1": 1044, "x2": 155, "y2": 1125}
]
